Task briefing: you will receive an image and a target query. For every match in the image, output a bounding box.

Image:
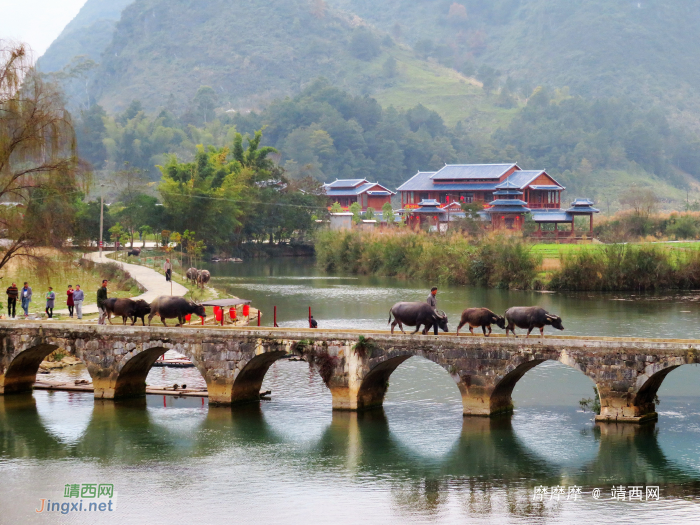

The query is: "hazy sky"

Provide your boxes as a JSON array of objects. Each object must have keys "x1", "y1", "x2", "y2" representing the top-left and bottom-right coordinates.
[{"x1": 0, "y1": 0, "x2": 88, "y2": 59}]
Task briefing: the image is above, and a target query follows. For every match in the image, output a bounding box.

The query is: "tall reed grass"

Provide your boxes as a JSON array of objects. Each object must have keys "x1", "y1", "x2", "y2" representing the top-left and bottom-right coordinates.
[
  {"x1": 315, "y1": 230, "x2": 541, "y2": 289},
  {"x1": 548, "y1": 244, "x2": 700, "y2": 291}
]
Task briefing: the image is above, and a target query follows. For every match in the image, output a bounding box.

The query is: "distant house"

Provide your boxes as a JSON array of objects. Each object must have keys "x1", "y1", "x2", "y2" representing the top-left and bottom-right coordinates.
[
  {"x1": 323, "y1": 179, "x2": 395, "y2": 211},
  {"x1": 397, "y1": 164, "x2": 598, "y2": 237}
]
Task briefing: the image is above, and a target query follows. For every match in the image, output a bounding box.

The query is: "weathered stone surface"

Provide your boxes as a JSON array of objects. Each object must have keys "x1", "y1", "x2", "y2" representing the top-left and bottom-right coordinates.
[{"x1": 0, "y1": 323, "x2": 698, "y2": 423}]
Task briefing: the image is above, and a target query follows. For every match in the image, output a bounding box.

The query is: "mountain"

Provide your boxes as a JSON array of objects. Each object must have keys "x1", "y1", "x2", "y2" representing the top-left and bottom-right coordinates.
[
  {"x1": 37, "y1": 0, "x2": 134, "y2": 73},
  {"x1": 328, "y1": 0, "x2": 700, "y2": 128}
]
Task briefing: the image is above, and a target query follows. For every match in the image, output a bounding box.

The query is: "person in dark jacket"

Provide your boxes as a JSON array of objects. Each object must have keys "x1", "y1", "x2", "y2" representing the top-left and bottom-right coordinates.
[
  {"x1": 20, "y1": 282, "x2": 32, "y2": 317},
  {"x1": 6, "y1": 282, "x2": 18, "y2": 319},
  {"x1": 45, "y1": 287, "x2": 55, "y2": 318},
  {"x1": 66, "y1": 285, "x2": 74, "y2": 318},
  {"x1": 97, "y1": 280, "x2": 108, "y2": 325},
  {"x1": 427, "y1": 287, "x2": 438, "y2": 335},
  {"x1": 309, "y1": 316, "x2": 318, "y2": 328}
]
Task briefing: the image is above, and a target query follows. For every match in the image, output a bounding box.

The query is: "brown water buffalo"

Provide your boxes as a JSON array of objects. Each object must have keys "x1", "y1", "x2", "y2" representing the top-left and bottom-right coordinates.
[
  {"x1": 505, "y1": 306, "x2": 564, "y2": 338},
  {"x1": 456, "y1": 308, "x2": 506, "y2": 336},
  {"x1": 148, "y1": 296, "x2": 206, "y2": 327},
  {"x1": 388, "y1": 302, "x2": 448, "y2": 335},
  {"x1": 186, "y1": 267, "x2": 198, "y2": 285},
  {"x1": 104, "y1": 298, "x2": 152, "y2": 325},
  {"x1": 197, "y1": 270, "x2": 211, "y2": 289}
]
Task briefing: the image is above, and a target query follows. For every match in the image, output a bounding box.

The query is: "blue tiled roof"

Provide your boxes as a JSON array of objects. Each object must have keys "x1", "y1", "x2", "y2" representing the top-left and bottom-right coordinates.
[
  {"x1": 325, "y1": 181, "x2": 394, "y2": 197},
  {"x1": 325, "y1": 179, "x2": 367, "y2": 189},
  {"x1": 530, "y1": 185, "x2": 563, "y2": 190},
  {"x1": 418, "y1": 199, "x2": 441, "y2": 206},
  {"x1": 488, "y1": 199, "x2": 529, "y2": 207},
  {"x1": 396, "y1": 171, "x2": 436, "y2": 192},
  {"x1": 495, "y1": 178, "x2": 522, "y2": 190},
  {"x1": 531, "y1": 211, "x2": 573, "y2": 222},
  {"x1": 566, "y1": 205, "x2": 600, "y2": 214},
  {"x1": 486, "y1": 205, "x2": 531, "y2": 214},
  {"x1": 367, "y1": 190, "x2": 394, "y2": 196},
  {"x1": 431, "y1": 164, "x2": 518, "y2": 181}
]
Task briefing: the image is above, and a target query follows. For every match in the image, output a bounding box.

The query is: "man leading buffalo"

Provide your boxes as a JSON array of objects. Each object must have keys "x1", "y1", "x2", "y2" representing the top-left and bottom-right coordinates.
[{"x1": 427, "y1": 286, "x2": 439, "y2": 335}]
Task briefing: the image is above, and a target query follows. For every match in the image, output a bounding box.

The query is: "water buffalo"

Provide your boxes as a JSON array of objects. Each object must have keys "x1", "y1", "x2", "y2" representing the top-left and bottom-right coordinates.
[
  {"x1": 127, "y1": 248, "x2": 141, "y2": 257},
  {"x1": 456, "y1": 308, "x2": 506, "y2": 337},
  {"x1": 186, "y1": 267, "x2": 198, "y2": 285},
  {"x1": 104, "y1": 298, "x2": 151, "y2": 326},
  {"x1": 388, "y1": 302, "x2": 448, "y2": 335},
  {"x1": 148, "y1": 296, "x2": 206, "y2": 327},
  {"x1": 504, "y1": 306, "x2": 564, "y2": 338},
  {"x1": 197, "y1": 270, "x2": 211, "y2": 289}
]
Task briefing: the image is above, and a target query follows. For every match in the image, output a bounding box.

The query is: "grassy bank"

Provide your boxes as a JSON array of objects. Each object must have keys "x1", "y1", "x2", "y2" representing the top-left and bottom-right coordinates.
[
  {"x1": 316, "y1": 230, "x2": 700, "y2": 291},
  {"x1": 0, "y1": 249, "x2": 141, "y2": 315},
  {"x1": 316, "y1": 230, "x2": 542, "y2": 289}
]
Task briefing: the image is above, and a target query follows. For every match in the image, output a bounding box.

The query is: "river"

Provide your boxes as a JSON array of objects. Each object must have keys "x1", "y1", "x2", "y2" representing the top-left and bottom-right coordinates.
[{"x1": 2, "y1": 257, "x2": 700, "y2": 524}]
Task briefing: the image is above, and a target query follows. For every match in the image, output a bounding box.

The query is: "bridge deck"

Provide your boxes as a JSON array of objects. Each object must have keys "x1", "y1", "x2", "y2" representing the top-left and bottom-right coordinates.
[{"x1": 0, "y1": 320, "x2": 698, "y2": 346}]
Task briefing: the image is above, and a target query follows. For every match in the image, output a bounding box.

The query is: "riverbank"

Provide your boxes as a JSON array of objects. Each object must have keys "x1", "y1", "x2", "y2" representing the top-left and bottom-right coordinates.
[{"x1": 315, "y1": 230, "x2": 700, "y2": 291}]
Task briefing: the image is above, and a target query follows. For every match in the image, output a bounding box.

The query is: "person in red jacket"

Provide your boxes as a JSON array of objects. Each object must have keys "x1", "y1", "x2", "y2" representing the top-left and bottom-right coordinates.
[{"x1": 66, "y1": 285, "x2": 75, "y2": 318}]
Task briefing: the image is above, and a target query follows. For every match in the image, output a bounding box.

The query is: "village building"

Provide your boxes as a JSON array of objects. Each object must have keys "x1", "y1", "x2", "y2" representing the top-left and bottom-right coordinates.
[
  {"x1": 323, "y1": 179, "x2": 395, "y2": 211},
  {"x1": 397, "y1": 164, "x2": 598, "y2": 238}
]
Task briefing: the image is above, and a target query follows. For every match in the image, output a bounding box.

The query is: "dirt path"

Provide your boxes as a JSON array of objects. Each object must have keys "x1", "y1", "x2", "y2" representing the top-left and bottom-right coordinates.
[{"x1": 54, "y1": 251, "x2": 188, "y2": 315}]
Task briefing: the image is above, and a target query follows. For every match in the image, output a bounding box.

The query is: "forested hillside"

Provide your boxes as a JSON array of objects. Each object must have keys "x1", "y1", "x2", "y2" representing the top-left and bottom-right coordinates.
[{"x1": 40, "y1": 0, "x2": 700, "y2": 208}]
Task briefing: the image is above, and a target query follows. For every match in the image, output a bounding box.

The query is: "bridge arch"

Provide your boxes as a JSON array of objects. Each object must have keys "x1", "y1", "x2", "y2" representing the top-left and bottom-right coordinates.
[
  {"x1": 230, "y1": 350, "x2": 288, "y2": 404},
  {"x1": 0, "y1": 343, "x2": 60, "y2": 394}
]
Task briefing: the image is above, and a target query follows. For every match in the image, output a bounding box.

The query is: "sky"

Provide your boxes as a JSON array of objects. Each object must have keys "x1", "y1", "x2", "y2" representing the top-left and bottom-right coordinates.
[{"x1": 0, "y1": 0, "x2": 88, "y2": 59}]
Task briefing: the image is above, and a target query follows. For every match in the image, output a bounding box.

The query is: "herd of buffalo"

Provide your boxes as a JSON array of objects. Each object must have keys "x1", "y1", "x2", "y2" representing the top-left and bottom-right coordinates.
[
  {"x1": 388, "y1": 302, "x2": 564, "y2": 338},
  {"x1": 105, "y1": 295, "x2": 563, "y2": 338}
]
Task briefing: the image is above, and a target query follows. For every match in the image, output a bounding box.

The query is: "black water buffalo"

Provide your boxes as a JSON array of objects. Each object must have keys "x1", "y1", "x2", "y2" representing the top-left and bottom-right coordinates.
[
  {"x1": 104, "y1": 298, "x2": 151, "y2": 326},
  {"x1": 127, "y1": 248, "x2": 141, "y2": 257},
  {"x1": 148, "y1": 296, "x2": 206, "y2": 327},
  {"x1": 197, "y1": 270, "x2": 211, "y2": 289},
  {"x1": 504, "y1": 306, "x2": 564, "y2": 338},
  {"x1": 388, "y1": 302, "x2": 449, "y2": 335},
  {"x1": 456, "y1": 308, "x2": 506, "y2": 337}
]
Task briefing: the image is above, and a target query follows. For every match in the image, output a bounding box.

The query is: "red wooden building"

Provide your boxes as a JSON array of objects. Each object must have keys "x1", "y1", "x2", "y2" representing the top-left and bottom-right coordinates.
[
  {"x1": 323, "y1": 179, "x2": 395, "y2": 211},
  {"x1": 397, "y1": 164, "x2": 598, "y2": 235}
]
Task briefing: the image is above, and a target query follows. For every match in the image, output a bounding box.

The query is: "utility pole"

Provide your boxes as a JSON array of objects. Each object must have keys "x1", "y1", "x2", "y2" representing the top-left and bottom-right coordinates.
[{"x1": 99, "y1": 183, "x2": 104, "y2": 258}]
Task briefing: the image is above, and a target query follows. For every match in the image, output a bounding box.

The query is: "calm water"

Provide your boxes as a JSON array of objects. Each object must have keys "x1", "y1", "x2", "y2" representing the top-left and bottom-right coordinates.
[{"x1": 2, "y1": 258, "x2": 700, "y2": 524}]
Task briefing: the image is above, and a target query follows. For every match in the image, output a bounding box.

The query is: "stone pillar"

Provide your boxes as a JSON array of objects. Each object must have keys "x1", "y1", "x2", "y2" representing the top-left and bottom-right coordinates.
[{"x1": 595, "y1": 384, "x2": 658, "y2": 423}]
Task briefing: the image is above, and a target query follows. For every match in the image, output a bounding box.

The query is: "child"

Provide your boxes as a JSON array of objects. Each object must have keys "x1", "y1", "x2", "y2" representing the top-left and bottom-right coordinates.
[{"x1": 45, "y1": 287, "x2": 56, "y2": 318}]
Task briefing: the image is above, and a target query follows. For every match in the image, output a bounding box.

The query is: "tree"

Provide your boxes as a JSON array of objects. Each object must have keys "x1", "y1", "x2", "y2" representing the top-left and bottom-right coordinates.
[
  {"x1": 365, "y1": 207, "x2": 375, "y2": 220},
  {"x1": 349, "y1": 29, "x2": 381, "y2": 60},
  {"x1": 109, "y1": 223, "x2": 125, "y2": 249},
  {"x1": 620, "y1": 186, "x2": 658, "y2": 217},
  {"x1": 383, "y1": 57, "x2": 398, "y2": 78},
  {"x1": 349, "y1": 202, "x2": 362, "y2": 224},
  {"x1": 382, "y1": 202, "x2": 395, "y2": 224},
  {"x1": 448, "y1": 3, "x2": 468, "y2": 22},
  {"x1": 139, "y1": 225, "x2": 153, "y2": 247},
  {"x1": 330, "y1": 202, "x2": 343, "y2": 213},
  {"x1": 0, "y1": 42, "x2": 79, "y2": 270},
  {"x1": 193, "y1": 86, "x2": 218, "y2": 125}
]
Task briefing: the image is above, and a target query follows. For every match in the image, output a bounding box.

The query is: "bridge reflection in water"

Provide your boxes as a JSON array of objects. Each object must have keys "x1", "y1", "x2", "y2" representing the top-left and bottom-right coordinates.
[{"x1": 2, "y1": 350, "x2": 700, "y2": 523}]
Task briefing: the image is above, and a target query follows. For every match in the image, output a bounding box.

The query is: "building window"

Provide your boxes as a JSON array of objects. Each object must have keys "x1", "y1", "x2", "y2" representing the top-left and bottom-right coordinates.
[
  {"x1": 439, "y1": 193, "x2": 448, "y2": 204},
  {"x1": 419, "y1": 193, "x2": 429, "y2": 202},
  {"x1": 459, "y1": 192, "x2": 473, "y2": 204}
]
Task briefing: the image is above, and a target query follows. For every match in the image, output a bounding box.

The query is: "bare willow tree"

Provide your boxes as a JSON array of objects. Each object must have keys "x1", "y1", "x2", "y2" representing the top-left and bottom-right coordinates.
[{"x1": 0, "y1": 41, "x2": 80, "y2": 270}]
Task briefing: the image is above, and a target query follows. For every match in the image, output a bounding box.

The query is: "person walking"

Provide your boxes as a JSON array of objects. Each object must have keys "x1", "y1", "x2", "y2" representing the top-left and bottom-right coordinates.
[
  {"x1": 427, "y1": 286, "x2": 438, "y2": 335},
  {"x1": 97, "y1": 280, "x2": 108, "y2": 325},
  {"x1": 45, "y1": 287, "x2": 56, "y2": 318},
  {"x1": 6, "y1": 282, "x2": 18, "y2": 319},
  {"x1": 66, "y1": 285, "x2": 75, "y2": 318},
  {"x1": 73, "y1": 285, "x2": 84, "y2": 320},
  {"x1": 164, "y1": 258, "x2": 172, "y2": 282},
  {"x1": 20, "y1": 282, "x2": 32, "y2": 317}
]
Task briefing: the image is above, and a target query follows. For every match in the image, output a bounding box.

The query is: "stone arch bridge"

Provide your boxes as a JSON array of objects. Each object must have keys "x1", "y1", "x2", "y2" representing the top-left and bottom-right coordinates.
[{"x1": 0, "y1": 323, "x2": 698, "y2": 423}]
